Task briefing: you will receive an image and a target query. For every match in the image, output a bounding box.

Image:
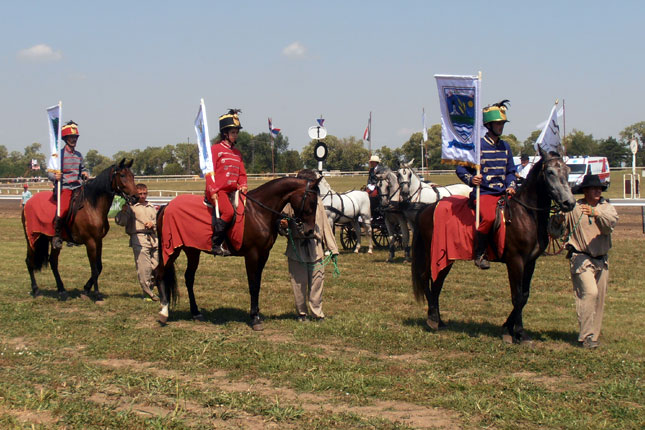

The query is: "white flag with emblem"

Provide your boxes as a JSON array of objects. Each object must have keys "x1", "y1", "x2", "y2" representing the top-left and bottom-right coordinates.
[
  {"x1": 46, "y1": 102, "x2": 62, "y2": 172},
  {"x1": 535, "y1": 102, "x2": 562, "y2": 154},
  {"x1": 435, "y1": 74, "x2": 481, "y2": 167},
  {"x1": 194, "y1": 98, "x2": 213, "y2": 177}
]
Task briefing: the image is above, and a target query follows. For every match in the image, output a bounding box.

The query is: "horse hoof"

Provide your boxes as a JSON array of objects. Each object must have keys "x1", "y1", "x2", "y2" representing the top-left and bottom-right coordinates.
[
  {"x1": 192, "y1": 313, "x2": 205, "y2": 322},
  {"x1": 368, "y1": 250, "x2": 373, "y2": 255},
  {"x1": 502, "y1": 333, "x2": 514, "y2": 344},
  {"x1": 158, "y1": 314, "x2": 168, "y2": 325},
  {"x1": 426, "y1": 318, "x2": 440, "y2": 331},
  {"x1": 251, "y1": 322, "x2": 264, "y2": 331},
  {"x1": 354, "y1": 249, "x2": 360, "y2": 254},
  {"x1": 58, "y1": 291, "x2": 68, "y2": 302},
  {"x1": 95, "y1": 294, "x2": 105, "y2": 303},
  {"x1": 31, "y1": 289, "x2": 41, "y2": 298}
]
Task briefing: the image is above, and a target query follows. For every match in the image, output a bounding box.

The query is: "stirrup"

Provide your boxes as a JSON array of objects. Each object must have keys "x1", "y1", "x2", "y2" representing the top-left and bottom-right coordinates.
[
  {"x1": 212, "y1": 244, "x2": 231, "y2": 257},
  {"x1": 474, "y1": 255, "x2": 490, "y2": 270}
]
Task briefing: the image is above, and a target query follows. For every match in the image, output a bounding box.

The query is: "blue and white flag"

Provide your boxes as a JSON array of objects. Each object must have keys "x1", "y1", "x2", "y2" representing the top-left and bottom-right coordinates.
[
  {"x1": 535, "y1": 102, "x2": 562, "y2": 154},
  {"x1": 46, "y1": 102, "x2": 62, "y2": 172},
  {"x1": 268, "y1": 118, "x2": 280, "y2": 136},
  {"x1": 435, "y1": 74, "x2": 481, "y2": 167},
  {"x1": 422, "y1": 108, "x2": 428, "y2": 142},
  {"x1": 194, "y1": 98, "x2": 213, "y2": 177}
]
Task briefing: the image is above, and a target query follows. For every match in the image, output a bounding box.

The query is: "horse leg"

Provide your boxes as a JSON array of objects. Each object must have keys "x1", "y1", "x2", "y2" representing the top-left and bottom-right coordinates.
[
  {"x1": 353, "y1": 219, "x2": 361, "y2": 253},
  {"x1": 383, "y1": 215, "x2": 395, "y2": 262},
  {"x1": 81, "y1": 239, "x2": 103, "y2": 301},
  {"x1": 245, "y1": 251, "x2": 269, "y2": 331},
  {"x1": 503, "y1": 257, "x2": 533, "y2": 344},
  {"x1": 400, "y1": 218, "x2": 411, "y2": 263},
  {"x1": 183, "y1": 248, "x2": 203, "y2": 321},
  {"x1": 157, "y1": 251, "x2": 180, "y2": 325},
  {"x1": 426, "y1": 265, "x2": 452, "y2": 330},
  {"x1": 26, "y1": 245, "x2": 40, "y2": 297},
  {"x1": 365, "y1": 219, "x2": 373, "y2": 254},
  {"x1": 49, "y1": 247, "x2": 67, "y2": 301}
]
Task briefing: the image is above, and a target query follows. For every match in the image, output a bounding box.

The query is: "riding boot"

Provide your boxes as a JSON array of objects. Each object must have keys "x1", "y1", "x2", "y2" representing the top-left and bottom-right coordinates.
[
  {"x1": 52, "y1": 216, "x2": 64, "y2": 250},
  {"x1": 473, "y1": 231, "x2": 490, "y2": 270},
  {"x1": 211, "y1": 216, "x2": 231, "y2": 257}
]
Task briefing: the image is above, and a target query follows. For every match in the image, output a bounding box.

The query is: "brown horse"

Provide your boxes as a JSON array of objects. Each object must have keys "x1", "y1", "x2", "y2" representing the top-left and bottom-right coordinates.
[
  {"x1": 23, "y1": 159, "x2": 138, "y2": 301},
  {"x1": 156, "y1": 176, "x2": 321, "y2": 331},
  {"x1": 411, "y1": 149, "x2": 576, "y2": 343}
]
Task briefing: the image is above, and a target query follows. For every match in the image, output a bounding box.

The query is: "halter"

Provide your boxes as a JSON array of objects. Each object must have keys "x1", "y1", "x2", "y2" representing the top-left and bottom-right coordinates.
[
  {"x1": 377, "y1": 170, "x2": 403, "y2": 207},
  {"x1": 111, "y1": 165, "x2": 134, "y2": 202},
  {"x1": 511, "y1": 155, "x2": 568, "y2": 213}
]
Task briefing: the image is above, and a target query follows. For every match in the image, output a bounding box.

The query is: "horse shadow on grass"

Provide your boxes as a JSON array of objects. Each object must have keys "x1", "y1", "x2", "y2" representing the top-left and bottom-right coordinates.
[
  {"x1": 32, "y1": 288, "x2": 107, "y2": 302},
  {"x1": 403, "y1": 317, "x2": 577, "y2": 344},
  {"x1": 168, "y1": 307, "x2": 304, "y2": 326}
]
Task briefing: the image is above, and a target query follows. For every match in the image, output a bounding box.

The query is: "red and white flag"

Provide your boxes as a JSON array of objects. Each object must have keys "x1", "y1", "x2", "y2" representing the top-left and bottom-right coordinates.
[{"x1": 363, "y1": 113, "x2": 371, "y2": 141}]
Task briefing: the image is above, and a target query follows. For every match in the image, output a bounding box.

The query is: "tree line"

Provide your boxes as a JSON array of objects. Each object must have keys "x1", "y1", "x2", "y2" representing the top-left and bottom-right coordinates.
[{"x1": 2, "y1": 121, "x2": 644, "y2": 178}]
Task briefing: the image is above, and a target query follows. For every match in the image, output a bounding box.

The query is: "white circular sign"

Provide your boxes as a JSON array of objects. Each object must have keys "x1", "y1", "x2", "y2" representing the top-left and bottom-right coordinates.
[
  {"x1": 308, "y1": 126, "x2": 327, "y2": 140},
  {"x1": 630, "y1": 139, "x2": 638, "y2": 155},
  {"x1": 314, "y1": 142, "x2": 328, "y2": 161}
]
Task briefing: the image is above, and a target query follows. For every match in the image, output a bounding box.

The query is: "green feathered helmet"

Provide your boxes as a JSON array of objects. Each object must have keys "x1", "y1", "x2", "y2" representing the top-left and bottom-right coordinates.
[{"x1": 482, "y1": 100, "x2": 510, "y2": 124}]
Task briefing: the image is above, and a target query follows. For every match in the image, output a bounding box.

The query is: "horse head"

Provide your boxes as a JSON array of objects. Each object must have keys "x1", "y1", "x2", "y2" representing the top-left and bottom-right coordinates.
[
  {"x1": 289, "y1": 176, "x2": 322, "y2": 238},
  {"x1": 537, "y1": 148, "x2": 576, "y2": 212},
  {"x1": 113, "y1": 158, "x2": 138, "y2": 204},
  {"x1": 397, "y1": 161, "x2": 414, "y2": 200},
  {"x1": 376, "y1": 168, "x2": 400, "y2": 208}
]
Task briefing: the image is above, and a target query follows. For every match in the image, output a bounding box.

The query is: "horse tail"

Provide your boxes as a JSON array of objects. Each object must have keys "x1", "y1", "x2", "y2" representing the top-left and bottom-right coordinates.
[
  {"x1": 32, "y1": 236, "x2": 50, "y2": 271},
  {"x1": 155, "y1": 204, "x2": 178, "y2": 307},
  {"x1": 411, "y1": 204, "x2": 435, "y2": 303}
]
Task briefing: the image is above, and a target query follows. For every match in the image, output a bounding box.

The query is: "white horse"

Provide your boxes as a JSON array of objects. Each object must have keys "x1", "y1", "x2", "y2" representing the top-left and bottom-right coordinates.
[
  {"x1": 397, "y1": 160, "x2": 471, "y2": 208},
  {"x1": 318, "y1": 176, "x2": 373, "y2": 254},
  {"x1": 375, "y1": 168, "x2": 412, "y2": 262}
]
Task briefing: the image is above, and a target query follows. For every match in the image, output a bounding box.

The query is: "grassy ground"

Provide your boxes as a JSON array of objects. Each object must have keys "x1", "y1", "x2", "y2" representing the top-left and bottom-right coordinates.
[{"x1": 0, "y1": 179, "x2": 643, "y2": 429}]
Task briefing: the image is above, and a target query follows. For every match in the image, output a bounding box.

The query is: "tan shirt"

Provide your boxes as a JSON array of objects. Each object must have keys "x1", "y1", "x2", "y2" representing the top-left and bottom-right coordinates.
[
  {"x1": 115, "y1": 201, "x2": 158, "y2": 247},
  {"x1": 284, "y1": 196, "x2": 339, "y2": 263},
  {"x1": 564, "y1": 198, "x2": 618, "y2": 258}
]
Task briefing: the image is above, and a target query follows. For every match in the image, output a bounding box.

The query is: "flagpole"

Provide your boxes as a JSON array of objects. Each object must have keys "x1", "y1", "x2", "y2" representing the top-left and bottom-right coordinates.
[
  {"x1": 369, "y1": 111, "x2": 372, "y2": 155},
  {"x1": 562, "y1": 99, "x2": 567, "y2": 156},
  {"x1": 56, "y1": 101, "x2": 62, "y2": 218},
  {"x1": 475, "y1": 72, "x2": 482, "y2": 229},
  {"x1": 421, "y1": 108, "x2": 425, "y2": 177}
]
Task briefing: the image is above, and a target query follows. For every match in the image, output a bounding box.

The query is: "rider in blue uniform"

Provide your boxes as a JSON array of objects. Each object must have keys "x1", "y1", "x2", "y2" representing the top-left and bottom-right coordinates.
[{"x1": 456, "y1": 100, "x2": 517, "y2": 269}]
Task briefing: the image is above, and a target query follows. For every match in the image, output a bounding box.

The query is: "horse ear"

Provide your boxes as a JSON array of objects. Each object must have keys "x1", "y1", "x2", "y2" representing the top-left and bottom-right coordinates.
[
  {"x1": 125, "y1": 158, "x2": 133, "y2": 168},
  {"x1": 118, "y1": 158, "x2": 125, "y2": 168},
  {"x1": 408, "y1": 158, "x2": 415, "y2": 167},
  {"x1": 537, "y1": 145, "x2": 548, "y2": 160},
  {"x1": 314, "y1": 177, "x2": 323, "y2": 187}
]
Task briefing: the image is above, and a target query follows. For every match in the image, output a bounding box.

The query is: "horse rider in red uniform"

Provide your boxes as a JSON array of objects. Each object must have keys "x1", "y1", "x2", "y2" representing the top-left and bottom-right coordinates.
[
  {"x1": 456, "y1": 100, "x2": 517, "y2": 270},
  {"x1": 205, "y1": 109, "x2": 248, "y2": 256},
  {"x1": 48, "y1": 121, "x2": 90, "y2": 249}
]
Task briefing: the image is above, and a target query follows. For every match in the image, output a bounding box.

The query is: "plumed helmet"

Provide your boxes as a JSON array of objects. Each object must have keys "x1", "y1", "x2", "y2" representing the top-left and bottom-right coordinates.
[
  {"x1": 219, "y1": 109, "x2": 243, "y2": 132},
  {"x1": 482, "y1": 100, "x2": 510, "y2": 125},
  {"x1": 61, "y1": 121, "x2": 79, "y2": 139}
]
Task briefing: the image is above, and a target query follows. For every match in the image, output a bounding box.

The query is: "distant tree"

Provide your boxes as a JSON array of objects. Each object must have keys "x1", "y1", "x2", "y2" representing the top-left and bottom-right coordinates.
[
  {"x1": 375, "y1": 146, "x2": 403, "y2": 170},
  {"x1": 619, "y1": 121, "x2": 645, "y2": 165},
  {"x1": 174, "y1": 142, "x2": 199, "y2": 175},
  {"x1": 0, "y1": 145, "x2": 7, "y2": 160},
  {"x1": 301, "y1": 135, "x2": 369, "y2": 171},
  {"x1": 85, "y1": 149, "x2": 112, "y2": 175},
  {"x1": 399, "y1": 132, "x2": 425, "y2": 167},
  {"x1": 113, "y1": 149, "x2": 141, "y2": 174},
  {"x1": 521, "y1": 130, "x2": 541, "y2": 156},
  {"x1": 278, "y1": 150, "x2": 303, "y2": 173},
  {"x1": 501, "y1": 133, "x2": 522, "y2": 156},
  {"x1": 597, "y1": 137, "x2": 630, "y2": 167},
  {"x1": 564, "y1": 129, "x2": 598, "y2": 156}
]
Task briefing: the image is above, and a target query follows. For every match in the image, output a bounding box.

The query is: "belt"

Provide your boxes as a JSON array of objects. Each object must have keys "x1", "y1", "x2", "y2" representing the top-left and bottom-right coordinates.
[
  {"x1": 135, "y1": 230, "x2": 156, "y2": 235},
  {"x1": 566, "y1": 245, "x2": 604, "y2": 260}
]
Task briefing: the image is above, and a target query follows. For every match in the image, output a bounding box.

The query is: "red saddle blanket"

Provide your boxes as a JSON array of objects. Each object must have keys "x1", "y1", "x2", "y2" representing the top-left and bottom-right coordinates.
[
  {"x1": 23, "y1": 191, "x2": 68, "y2": 249},
  {"x1": 161, "y1": 194, "x2": 245, "y2": 264},
  {"x1": 430, "y1": 196, "x2": 506, "y2": 282}
]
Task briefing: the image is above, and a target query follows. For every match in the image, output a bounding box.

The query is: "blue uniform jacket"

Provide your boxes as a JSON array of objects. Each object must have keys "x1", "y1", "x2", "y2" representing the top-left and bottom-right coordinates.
[{"x1": 456, "y1": 136, "x2": 517, "y2": 198}]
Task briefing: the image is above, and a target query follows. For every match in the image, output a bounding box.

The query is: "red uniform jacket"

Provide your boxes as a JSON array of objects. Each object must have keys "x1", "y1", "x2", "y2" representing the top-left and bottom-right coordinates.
[{"x1": 205, "y1": 140, "x2": 247, "y2": 203}]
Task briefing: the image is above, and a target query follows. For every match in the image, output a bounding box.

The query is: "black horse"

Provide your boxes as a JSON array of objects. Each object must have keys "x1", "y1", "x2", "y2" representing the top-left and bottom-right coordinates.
[
  {"x1": 411, "y1": 149, "x2": 576, "y2": 343},
  {"x1": 23, "y1": 159, "x2": 138, "y2": 300},
  {"x1": 156, "y1": 176, "x2": 321, "y2": 330}
]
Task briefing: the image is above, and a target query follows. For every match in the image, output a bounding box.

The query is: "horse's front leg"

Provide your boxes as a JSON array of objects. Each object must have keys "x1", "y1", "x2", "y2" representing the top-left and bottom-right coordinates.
[
  {"x1": 383, "y1": 216, "x2": 396, "y2": 263},
  {"x1": 503, "y1": 257, "x2": 534, "y2": 344},
  {"x1": 353, "y1": 219, "x2": 361, "y2": 253},
  {"x1": 183, "y1": 248, "x2": 203, "y2": 320},
  {"x1": 400, "y1": 218, "x2": 412, "y2": 262},
  {"x1": 82, "y1": 239, "x2": 103, "y2": 301},
  {"x1": 364, "y1": 219, "x2": 373, "y2": 254},
  {"x1": 49, "y1": 247, "x2": 67, "y2": 301},
  {"x1": 245, "y1": 251, "x2": 269, "y2": 331}
]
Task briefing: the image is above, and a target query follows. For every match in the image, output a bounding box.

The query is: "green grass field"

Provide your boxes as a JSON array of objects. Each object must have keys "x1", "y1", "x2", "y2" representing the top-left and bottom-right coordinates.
[{"x1": 0, "y1": 174, "x2": 643, "y2": 429}]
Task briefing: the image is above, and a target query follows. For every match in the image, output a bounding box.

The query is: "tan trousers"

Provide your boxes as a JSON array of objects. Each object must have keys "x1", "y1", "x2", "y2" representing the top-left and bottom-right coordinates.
[
  {"x1": 288, "y1": 258, "x2": 324, "y2": 318},
  {"x1": 570, "y1": 253, "x2": 608, "y2": 342},
  {"x1": 132, "y1": 235, "x2": 158, "y2": 296}
]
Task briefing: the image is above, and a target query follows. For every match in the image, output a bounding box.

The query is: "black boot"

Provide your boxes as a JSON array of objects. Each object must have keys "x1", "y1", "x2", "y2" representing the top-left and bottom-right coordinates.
[
  {"x1": 211, "y1": 217, "x2": 230, "y2": 257},
  {"x1": 52, "y1": 216, "x2": 64, "y2": 250},
  {"x1": 473, "y1": 232, "x2": 490, "y2": 270}
]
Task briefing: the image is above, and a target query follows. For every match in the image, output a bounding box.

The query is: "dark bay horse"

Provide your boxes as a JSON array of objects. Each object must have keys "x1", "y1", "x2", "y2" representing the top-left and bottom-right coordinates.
[
  {"x1": 411, "y1": 149, "x2": 576, "y2": 343},
  {"x1": 156, "y1": 176, "x2": 321, "y2": 331},
  {"x1": 23, "y1": 159, "x2": 138, "y2": 301}
]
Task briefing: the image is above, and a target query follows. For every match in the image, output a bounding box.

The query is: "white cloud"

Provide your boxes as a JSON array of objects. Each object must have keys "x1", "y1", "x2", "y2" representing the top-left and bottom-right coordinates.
[
  {"x1": 17, "y1": 44, "x2": 63, "y2": 62},
  {"x1": 282, "y1": 41, "x2": 306, "y2": 58}
]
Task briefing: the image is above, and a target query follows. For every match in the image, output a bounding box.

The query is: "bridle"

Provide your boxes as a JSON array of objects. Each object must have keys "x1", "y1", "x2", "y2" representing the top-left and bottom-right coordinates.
[
  {"x1": 111, "y1": 165, "x2": 137, "y2": 203},
  {"x1": 377, "y1": 170, "x2": 403, "y2": 207},
  {"x1": 511, "y1": 156, "x2": 569, "y2": 213}
]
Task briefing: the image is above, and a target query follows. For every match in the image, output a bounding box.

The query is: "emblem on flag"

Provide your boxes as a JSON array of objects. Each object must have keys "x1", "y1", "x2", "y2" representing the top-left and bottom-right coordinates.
[
  {"x1": 46, "y1": 102, "x2": 62, "y2": 172},
  {"x1": 443, "y1": 87, "x2": 476, "y2": 149}
]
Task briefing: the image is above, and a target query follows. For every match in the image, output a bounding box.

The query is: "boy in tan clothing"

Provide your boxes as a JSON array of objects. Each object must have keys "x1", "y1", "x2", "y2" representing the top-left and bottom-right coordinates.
[{"x1": 115, "y1": 183, "x2": 159, "y2": 300}]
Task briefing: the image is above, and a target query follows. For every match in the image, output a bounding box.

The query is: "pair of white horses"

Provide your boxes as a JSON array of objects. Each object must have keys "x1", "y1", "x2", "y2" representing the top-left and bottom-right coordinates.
[{"x1": 318, "y1": 163, "x2": 470, "y2": 261}]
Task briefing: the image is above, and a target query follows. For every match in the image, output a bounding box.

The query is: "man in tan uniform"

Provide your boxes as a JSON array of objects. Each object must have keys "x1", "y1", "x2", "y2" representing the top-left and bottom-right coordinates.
[
  {"x1": 115, "y1": 183, "x2": 159, "y2": 300},
  {"x1": 282, "y1": 170, "x2": 339, "y2": 322},
  {"x1": 553, "y1": 174, "x2": 618, "y2": 348}
]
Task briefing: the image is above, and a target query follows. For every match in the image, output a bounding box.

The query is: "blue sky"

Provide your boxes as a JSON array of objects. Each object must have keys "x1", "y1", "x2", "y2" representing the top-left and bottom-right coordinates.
[{"x1": 1, "y1": 1, "x2": 643, "y2": 157}]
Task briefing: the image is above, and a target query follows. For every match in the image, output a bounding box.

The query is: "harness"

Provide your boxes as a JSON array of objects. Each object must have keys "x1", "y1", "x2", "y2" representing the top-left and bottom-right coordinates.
[{"x1": 321, "y1": 189, "x2": 359, "y2": 223}]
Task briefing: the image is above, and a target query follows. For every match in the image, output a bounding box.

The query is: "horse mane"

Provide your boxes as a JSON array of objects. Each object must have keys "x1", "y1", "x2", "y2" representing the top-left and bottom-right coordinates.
[{"x1": 82, "y1": 164, "x2": 116, "y2": 207}]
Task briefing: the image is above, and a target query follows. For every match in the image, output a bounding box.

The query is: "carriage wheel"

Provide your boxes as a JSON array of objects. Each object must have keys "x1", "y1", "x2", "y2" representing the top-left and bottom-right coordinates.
[
  {"x1": 545, "y1": 234, "x2": 565, "y2": 256},
  {"x1": 340, "y1": 224, "x2": 358, "y2": 251},
  {"x1": 371, "y1": 227, "x2": 390, "y2": 249}
]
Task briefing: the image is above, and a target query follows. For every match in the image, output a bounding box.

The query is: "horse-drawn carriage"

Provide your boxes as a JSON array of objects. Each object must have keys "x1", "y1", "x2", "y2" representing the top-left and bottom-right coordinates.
[{"x1": 337, "y1": 207, "x2": 403, "y2": 251}]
